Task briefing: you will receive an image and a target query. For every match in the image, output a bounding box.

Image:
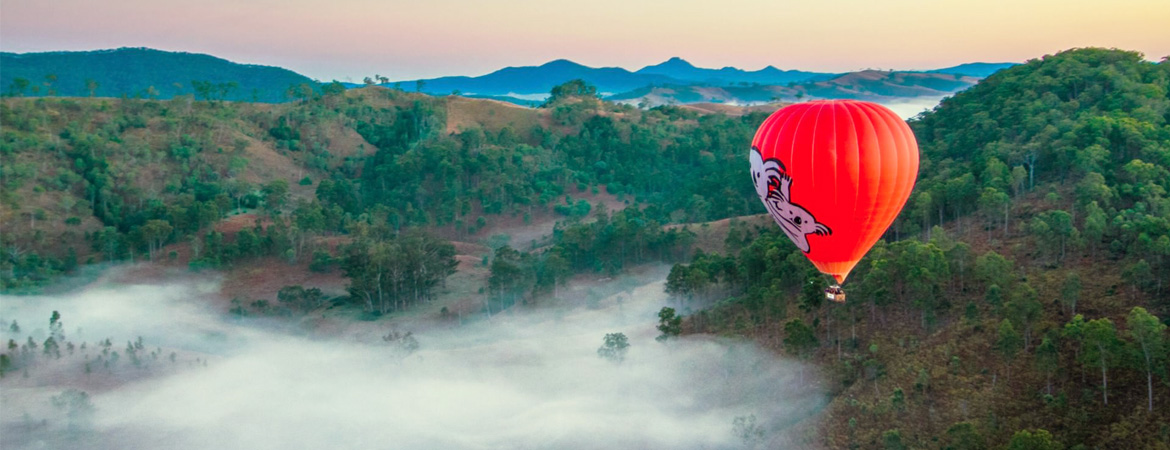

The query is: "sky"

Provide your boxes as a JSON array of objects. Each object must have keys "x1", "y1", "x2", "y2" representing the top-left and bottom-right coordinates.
[{"x1": 2, "y1": 0, "x2": 1168, "y2": 81}]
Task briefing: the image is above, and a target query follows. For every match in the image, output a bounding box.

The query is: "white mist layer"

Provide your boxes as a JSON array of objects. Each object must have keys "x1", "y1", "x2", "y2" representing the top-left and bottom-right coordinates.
[
  {"x1": 873, "y1": 95, "x2": 948, "y2": 119},
  {"x1": 1, "y1": 271, "x2": 821, "y2": 449}
]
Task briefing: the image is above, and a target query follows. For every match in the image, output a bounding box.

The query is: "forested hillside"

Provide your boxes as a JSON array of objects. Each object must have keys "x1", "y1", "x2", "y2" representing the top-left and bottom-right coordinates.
[
  {"x1": 1, "y1": 48, "x2": 316, "y2": 102},
  {"x1": 0, "y1": 79, "x2": 765, "y2": 294},
  {"x1": 665, "y1": 48, "x2": 1170, "y2": 448}
]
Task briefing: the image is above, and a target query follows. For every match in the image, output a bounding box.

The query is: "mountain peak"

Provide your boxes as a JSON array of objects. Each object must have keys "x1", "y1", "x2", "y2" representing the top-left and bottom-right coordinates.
[
  {"x1": 540, "y1": 59, "x2": 587, "y2": 69},
  {"x1": 657, "y1": 57, "x2": 695, "y2": 68}
]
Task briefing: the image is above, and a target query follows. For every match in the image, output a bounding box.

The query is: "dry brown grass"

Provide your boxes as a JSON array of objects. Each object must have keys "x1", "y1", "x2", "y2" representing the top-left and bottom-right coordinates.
[{"x1": 444, "y1": 96, "x2": 547, "y2": 137}]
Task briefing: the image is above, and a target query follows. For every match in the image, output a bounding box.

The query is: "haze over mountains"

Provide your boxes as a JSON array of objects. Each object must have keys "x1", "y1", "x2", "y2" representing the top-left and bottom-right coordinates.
[{"x1": 1, "y1": 47, "x2": 1016, "y2": 107}]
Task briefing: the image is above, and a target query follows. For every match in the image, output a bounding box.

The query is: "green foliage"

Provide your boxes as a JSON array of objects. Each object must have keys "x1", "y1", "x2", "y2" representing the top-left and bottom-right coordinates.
[
  {"x1": 597, "y1": 332, "x2": 629, "y2": 363},
  {"x1": 944, "y1": 422, "x2": 986, "y2": 450},
  {"x1": 341, "y1": 229, "x2": 458, "y2": 315},
  {"x1": 1006, "y1": 429, "x2": 1063, "y2": 450},
  {"x1": 783, "y1": 318, "x2": 818, "y2": 360},
  {"x1": 996, "y1": 319, "x2": 1022, "y2": 362},
  {"x1": 889, "y1": 387, "x2": 905, "y2": 411},
  {"x1": 655, "y1": 307, "x2": 682, "y2": 342},
  {"x1": 546, "y1": 79, "x2": 598, "y2": 104},
  {"x1": 882, "y1": 429, "x2": 907, "y2": 450},
  {"x1": 1081, "y1": 318, "x2": 1122, "y2": 405},
  {"x1": 1125, "y1": 307, "x2": 1167, "y2": 411}
]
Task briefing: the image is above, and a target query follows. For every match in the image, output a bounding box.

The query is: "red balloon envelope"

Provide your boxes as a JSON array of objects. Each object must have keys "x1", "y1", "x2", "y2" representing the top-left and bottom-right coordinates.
[{"x1": 750, "y1": 100, "x2": 919, "y2": 284}]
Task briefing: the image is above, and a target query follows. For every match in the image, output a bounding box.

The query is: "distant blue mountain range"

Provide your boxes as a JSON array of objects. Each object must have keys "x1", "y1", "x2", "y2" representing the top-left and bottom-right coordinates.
[
  {"x1": 391, "y1": 57, "x2": 1017, "y2": 103},
  {"x1": 393, "y1": 59, "x2": 680, "y2": 97},
  {"x1": 1, "y1": 48, "x2": 1018, "y2": 105},
  {"x1": 634, "y1": 57, "x2": 834, "y2": 86}
]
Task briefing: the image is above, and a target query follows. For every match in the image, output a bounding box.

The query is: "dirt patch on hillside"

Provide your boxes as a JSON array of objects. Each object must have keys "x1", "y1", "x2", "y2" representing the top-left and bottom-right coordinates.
[
  {"x1": 444, "y1": 96, "x2": 546, "y2": 138},
  {"x1": 214, "y1": 213, "x2": 267, "y2": 235},
  {"x1": 323, "y1": 122, "x2": 374, "y2": 160},
  {"x1": 218, "y1": 257, "x2": 348, "y2": 303},
  {"x1": 236, "y1": 136, "x2": 315, "y2": 199}
]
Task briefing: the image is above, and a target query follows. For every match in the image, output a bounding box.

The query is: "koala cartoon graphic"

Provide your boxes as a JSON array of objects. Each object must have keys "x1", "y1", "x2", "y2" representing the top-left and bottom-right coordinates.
[{"x1": 750, "y1": 146, "x2": 831, "y2": 253}]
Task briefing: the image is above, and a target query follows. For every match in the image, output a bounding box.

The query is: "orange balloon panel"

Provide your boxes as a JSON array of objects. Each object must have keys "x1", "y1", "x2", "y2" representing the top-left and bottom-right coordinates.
[{"x1": 750, "y1": 100, "x2": 919, "y2": 284}]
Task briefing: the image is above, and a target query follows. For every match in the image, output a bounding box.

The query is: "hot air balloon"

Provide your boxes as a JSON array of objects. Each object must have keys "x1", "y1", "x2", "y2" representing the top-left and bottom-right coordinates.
[{"x1": 750, "y1": 100, "x2": 919, "y2": 303}]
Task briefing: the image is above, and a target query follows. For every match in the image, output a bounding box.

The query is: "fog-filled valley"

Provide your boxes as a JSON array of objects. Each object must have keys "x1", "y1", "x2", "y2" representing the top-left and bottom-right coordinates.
[{"x1": 0, "y1": 266, "x2": 821, "y2": 449}]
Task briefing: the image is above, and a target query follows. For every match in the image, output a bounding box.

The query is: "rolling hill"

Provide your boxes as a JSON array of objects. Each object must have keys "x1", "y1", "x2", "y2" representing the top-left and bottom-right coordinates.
[
  {"x1": 926, "y1": 62, "x2": 1018, "y2": 78},
  {"x1": 0, "y1": 47, "x2": 316, "y2": 102}
]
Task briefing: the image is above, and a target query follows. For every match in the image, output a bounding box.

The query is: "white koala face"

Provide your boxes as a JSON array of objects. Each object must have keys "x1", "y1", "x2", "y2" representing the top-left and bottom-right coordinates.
[{"x1": 750, "y1": 146, "x2": 832, "y2": 253}]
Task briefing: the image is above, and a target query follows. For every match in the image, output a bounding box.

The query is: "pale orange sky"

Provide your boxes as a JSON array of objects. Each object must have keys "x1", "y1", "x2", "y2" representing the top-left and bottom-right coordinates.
[{"x1": 2, "y1": 0, "x2": 1167, "y2": 81}]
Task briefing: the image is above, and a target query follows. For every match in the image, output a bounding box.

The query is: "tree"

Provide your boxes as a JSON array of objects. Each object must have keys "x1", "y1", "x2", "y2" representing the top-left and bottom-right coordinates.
[
  {"x1": 1081, "y1": 201, "x2": 1107, "y2": 255},
  {"x1": 975, "y1": 251, "x2": 1013, "y2": 289},
  {"x1": 1006, "y1": 429, "x2": 1062, "y2": 450},
  {"x1": 1125, "y1": 307, "x2": 1166, "y2": 412},
  {"x1": 944, "y1": 421, "x2": 986, "y2": 450},
  {"x1": 49, "y1": 311, "x2": 64, "y2": 341},
  {"x1": 882, "y1": 429, "x2": 907, "y2": 450},
  {"x1": 597, "y1": 332, "x2": 629, "y2": 363},
  {"x1": 1005, "y1": 283, "x2": 1042, "y2": 348},
  {"x1": 1062, "y1": 315, "x2": 1087, "y2": 382},
  {"x1": 996, "y1": 319, "x2": 1022, "y2": 383},
  {"x1": 1030, "y1": 210, "x2": 1074, "y2": 263},
  {"x1": 140, "y1": 219, "x2": 174, "y2": 261},
  {"x1": 9, "y1": 77, "x2": 29, "y2": 96},
  {"x1": 1081, "y1": 318, "x2": 1120, "y2": 405},
  {"x1": 978, "y1": 187, "x2": 1010, "y2": 239},
  {"x1": 487, "y1": 245, "x2": 532, "y2": 310},
  {"x1": 784, "y1": 318, "x2": 818, "y2": 385},
  {"x1": 548, "y1": 79, "x2": 598, "y2": 104},
  {"x1": 800, "y1": 271, "x2": 826, "y2": 314},
  {"x1": 984, "y1": 284, "x2": 1003, "y2": 308},
  {"x1": 1035, "y1": 335, "x2": 1059, "y2": 395},
  {"x1": 542, "y1": 253, "x2": 571, "y2": 298},
  {"x1": 278, "y1": 285, "x2": 307, "y2": 312},
  {"x1": 1060, "y1": 272, "x2": 1081, "y2": 316},
  {"x1": 85, "y1": 79, "x2": 99, "y2": 97},
  {"x1": 655, "y1": 307, "x2": 682, "y2": 342},
  {"x1": 51, "y1": 389, "x2": 95, "y2": 431},
  {"x1": 342, "y1": 231, "x2": 458, "y2": 314},
  {"x1": 262, "y1": 179, "x2": 290, "y2": 212},
  {"x1": 192, "y1": 80, "x2": 214, "y2": 101}
]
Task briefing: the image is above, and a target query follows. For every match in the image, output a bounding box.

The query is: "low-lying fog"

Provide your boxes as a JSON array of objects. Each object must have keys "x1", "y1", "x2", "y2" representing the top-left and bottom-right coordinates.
[
  {"x1": 874, "y1": 96, "x2": 947, "y2": 120},
  {"x1": 1, "y1": 268, "x2": 822, "y2": 449}
]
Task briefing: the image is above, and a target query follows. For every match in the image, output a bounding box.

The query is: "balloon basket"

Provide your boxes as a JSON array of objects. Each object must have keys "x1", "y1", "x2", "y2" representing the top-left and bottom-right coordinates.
[{"x1": 824, "y1": 285, "x2": 846, "y2": 304}]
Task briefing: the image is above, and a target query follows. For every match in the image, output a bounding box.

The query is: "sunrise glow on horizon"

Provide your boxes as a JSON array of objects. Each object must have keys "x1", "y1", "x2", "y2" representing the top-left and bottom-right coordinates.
[{"x1": 2, "y1": 0, "x2": 1168, "y2": 81}]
